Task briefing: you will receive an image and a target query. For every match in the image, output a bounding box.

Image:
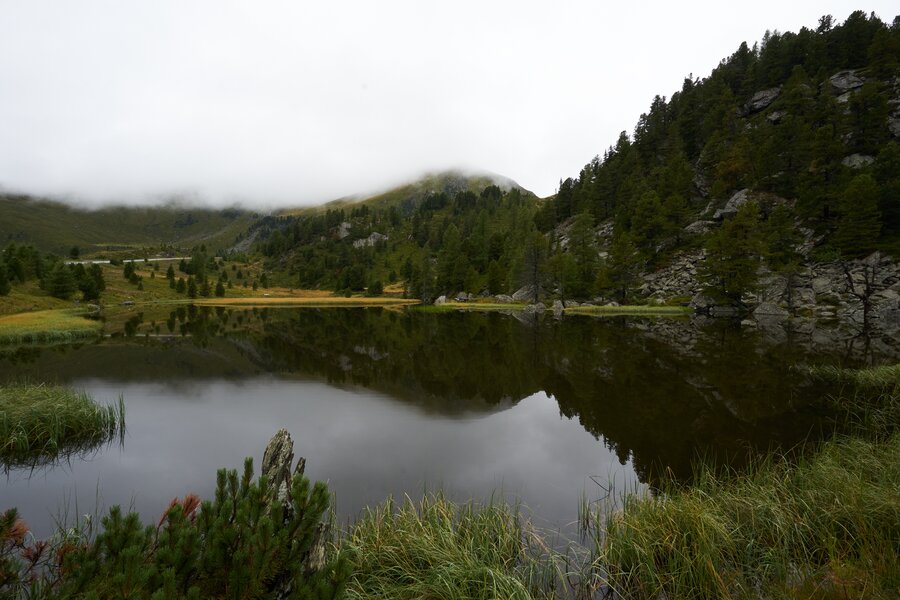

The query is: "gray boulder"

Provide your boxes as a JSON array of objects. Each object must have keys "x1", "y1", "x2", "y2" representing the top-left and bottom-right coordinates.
[
  {"x1": 434, "y1": 295, "x2": 448, "y2": 305},
  {"x1": 495, "y1": 294, "x2": 514, "y2": 303},
  {"x1": 684, "y1": 220, "x2": 716, "y2": 235},
  {"x1": 753, "y1": 302, "x2": 789, "y2": 319},
  {"x1": 829, "y1": 70, "x2": 864, "y2": 93},
  {"x1": 512, "y1": 285, "x2": 537, "y2": 302},
  {"x1": 841, "y1": 154, "x2": 875, "y2": 169},
  {"x1": 742, "y1": 87, "x2": 781, "y2": 115},
  {"x1": 713, "y1": 189, "x2": 752, "y2": 220},
  {"x1": 552, "y1": 300, "x2": 565, "y2": 314},
  {"x1": 889, "y1": 116, "x2": 900, "y2": 138},
  {"x1": 689, "y1": 292, "x2": 716, "y2": 310},
  {"x1": 766, "y1": 110, "x2": 787, "y2": 124}
]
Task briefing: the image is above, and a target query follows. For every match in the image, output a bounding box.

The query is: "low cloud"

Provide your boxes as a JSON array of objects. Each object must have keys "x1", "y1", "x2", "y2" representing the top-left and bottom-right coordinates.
[{"x1": 0, "y1": 1, "x2": 891, "y2": 208}]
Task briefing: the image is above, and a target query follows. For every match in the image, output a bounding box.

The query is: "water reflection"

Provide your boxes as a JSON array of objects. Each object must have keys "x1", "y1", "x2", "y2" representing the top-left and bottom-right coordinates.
[{"x1": 1, "y1": 307, "x2": 895, "y2": 536}]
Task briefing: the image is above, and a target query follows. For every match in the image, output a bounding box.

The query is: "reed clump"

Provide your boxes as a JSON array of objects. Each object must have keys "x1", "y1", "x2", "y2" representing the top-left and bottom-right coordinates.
[
  {"x1": 0, "y1": 384, "x2": 124, "y2": 467},
  {"x1": 588, "y1": 434, "x2": 900, "y2": 599},
  {"x1": 338, "y1": 493, "x2": 565, "y2": 600}
]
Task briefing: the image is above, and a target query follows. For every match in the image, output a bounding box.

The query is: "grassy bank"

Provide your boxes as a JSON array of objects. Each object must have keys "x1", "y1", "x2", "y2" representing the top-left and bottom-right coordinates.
[
  {"x1": 564, "y1": 304, "x2": 691, "y2": 316},
  {"x1": 0, "y1": 309, "x2": 102, "y2": 345},
  {"x1": 587, "y1": 434, "x2": 899, "y2": 599},
  {"x1": 191, "y1": 296, "x2": 419, "y2": 308},
  {"x1": 421, "y1": 301, "x2": 691, "y2": 317},
  {"x1": 338, "y1": 494, "x2": 561, "y2": 600},
  {"x1": 0, "y1": 384, "x2": 124, "y2": 466}
]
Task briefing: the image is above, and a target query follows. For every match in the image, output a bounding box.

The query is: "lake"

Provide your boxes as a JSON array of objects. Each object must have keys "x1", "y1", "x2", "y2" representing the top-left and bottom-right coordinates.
[{"x1": 2, "y1": 306, "x2": 895, "y2": 538}]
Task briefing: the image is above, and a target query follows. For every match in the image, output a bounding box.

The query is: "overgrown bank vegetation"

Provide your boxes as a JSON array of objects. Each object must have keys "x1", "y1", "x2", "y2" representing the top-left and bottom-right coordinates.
[{"x1": 0, "y1": 384, "x2": 123, "y2": 467}]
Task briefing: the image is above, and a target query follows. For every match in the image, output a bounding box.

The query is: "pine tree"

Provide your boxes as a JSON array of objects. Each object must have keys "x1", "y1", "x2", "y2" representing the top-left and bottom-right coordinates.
[
  {"x1": 0, "y1": 265, "x2": 10, "y2": 296},
  {"x1": 519, "y1": 230, "x2": 548, "y2": 302},
  {"x1": 702, "y1": 203, "x2": 764, "y2": 306},
  {"x1": 46, "y1": 263, "x2": 77, "y2": 300},
  {"x1": 215, "y1": 280, "x2": 226, "y2": 297},
  {"x1": 599, "y1": 231, "x2": 642, "y2": 303},
  {"x1": 834, "y1": 174, "x2": 882, "y2": 258}
]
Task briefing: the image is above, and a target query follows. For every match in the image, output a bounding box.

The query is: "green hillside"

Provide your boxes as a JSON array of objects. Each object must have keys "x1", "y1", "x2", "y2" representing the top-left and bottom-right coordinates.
[
  {"x1": 254, "y1": 171, "x2": 541, "y2": 296},
  {"x1": 0, "y1": 195, "x2": 257, "y2": 255}
]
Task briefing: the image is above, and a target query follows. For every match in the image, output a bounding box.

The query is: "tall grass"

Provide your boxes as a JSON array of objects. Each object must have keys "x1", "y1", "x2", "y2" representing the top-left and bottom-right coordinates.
[
  {"x1": 0, "y1": 310, "x2": 102, "y2": 345},
  {"x1": 805, "y1": 363, "x2": 900, "y2": 439},
  {"x1": 0, "y1": 384, "x2": 124, "y2": 468},
  {"x1": 806, "y1": 363, "x2": 900, "y2": 390},
  {"x1": 337, "y1": 493, "x2": 567, "y2": 600},
  {"x1": 586, "y1": 435, "x2": 900, "y2": 599}
]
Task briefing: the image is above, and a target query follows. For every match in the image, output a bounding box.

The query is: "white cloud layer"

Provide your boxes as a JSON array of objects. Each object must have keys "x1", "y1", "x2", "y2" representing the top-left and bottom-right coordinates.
[{"x1": 0, "y1": 1, "x2": 895, "y2": 207}]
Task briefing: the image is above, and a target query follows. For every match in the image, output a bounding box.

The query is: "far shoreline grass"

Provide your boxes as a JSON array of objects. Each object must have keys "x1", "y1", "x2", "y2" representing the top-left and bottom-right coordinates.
[
  {"x1": 0, "y1": 309, "x2": 102, "y2": 345},
  {"x1": 420, "y1": 301, "x2": 691, "y2": 317}
]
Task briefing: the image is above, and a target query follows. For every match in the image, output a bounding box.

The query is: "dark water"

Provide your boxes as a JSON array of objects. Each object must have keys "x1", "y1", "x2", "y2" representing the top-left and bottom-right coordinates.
[{"x1": 0, "y1": 307, "x2": 893, "y2": 538}]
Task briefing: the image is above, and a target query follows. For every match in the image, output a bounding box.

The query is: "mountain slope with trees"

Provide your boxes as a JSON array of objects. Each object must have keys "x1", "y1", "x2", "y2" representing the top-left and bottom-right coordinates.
[{"x1": 254, "y1": 10, "x2": 900, "y2": 316}]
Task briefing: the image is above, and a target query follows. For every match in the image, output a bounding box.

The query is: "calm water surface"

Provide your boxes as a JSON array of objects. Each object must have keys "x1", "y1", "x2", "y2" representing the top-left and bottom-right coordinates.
[{"x1": 1, "y1": 307, "x2": 894, "y2": 537}]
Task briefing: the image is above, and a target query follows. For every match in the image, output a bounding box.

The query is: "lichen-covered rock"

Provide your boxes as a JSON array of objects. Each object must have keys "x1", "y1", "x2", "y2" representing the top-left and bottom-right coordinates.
[{"x1": 262, "y1": 428, "x2": 294, "y2": 502}]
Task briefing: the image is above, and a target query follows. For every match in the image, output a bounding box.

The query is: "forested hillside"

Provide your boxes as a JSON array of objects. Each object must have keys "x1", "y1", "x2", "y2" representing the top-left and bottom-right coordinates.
[
  {"x1": 254, "y1": 171, "x2": 539, "y2": 299},
  {"x1": 256, "y1": 11, "x2": 900, "y2": 308},
  {"x1": 535, "y1": 9, "x2": 900, "y2": 259}
]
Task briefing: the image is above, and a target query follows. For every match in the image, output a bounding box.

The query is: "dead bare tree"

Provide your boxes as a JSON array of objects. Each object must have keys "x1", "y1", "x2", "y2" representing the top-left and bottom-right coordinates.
[{"x1": 841, "y1": 253, "x2": 883, "y2": 332}]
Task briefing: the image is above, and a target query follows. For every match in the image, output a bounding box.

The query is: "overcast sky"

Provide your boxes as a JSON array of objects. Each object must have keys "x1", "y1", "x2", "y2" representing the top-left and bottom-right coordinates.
[{"x1": 0, "y1": 1, "x2": 895, "y2": 208}]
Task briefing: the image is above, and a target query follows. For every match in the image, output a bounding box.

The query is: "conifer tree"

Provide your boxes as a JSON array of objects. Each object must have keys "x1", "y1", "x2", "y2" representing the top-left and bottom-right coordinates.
[
  {"x1": 834, "y1": 174, "x2": 882, "y2": 258},
  {"x1": 0, "y1": 265, "x2": 10, "y2": 296},
  {"x1": 702, "y1": 203, "x2": 764, "y2": 306}
]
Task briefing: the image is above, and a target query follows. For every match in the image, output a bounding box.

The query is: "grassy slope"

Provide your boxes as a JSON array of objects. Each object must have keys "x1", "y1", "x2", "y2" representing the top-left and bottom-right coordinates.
[{"x1": 0, "y1": 195, "x2": 257, "y2": 255}]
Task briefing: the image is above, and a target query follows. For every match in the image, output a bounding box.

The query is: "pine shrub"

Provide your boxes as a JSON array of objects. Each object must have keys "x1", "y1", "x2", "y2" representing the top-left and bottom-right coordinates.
[{"x1": 1, "y1": 457, "x2": 349, "y2": 599}]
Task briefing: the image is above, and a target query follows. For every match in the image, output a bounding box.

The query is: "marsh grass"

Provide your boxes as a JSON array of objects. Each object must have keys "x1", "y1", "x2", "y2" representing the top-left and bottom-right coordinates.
[
  {"x1": 337, "y1": 493, "x2": 569, "y2": 600},
  {"x1": 586, "y1": 435, "x2": 900, "y2": 599},
  {"x1": 0, "y1": 310, "x2": 102, "y2": 345},
  {"x1": 0, "y1": 384, "x2": 124, "y2": 468},
  {"x1": 805, "y1": 363, "x2": 899, "y2": 438}
]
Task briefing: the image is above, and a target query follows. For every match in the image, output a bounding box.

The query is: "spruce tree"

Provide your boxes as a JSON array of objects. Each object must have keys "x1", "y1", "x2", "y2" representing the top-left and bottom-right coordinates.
[
  {"x1": 46, "y1": 263, "x2": 77, "y2": 300},
  {"x1": 702, "y1": 203, "x2": 764, "y2": 306},
  {"x1": 834, "y1": 174, "x2": 882, "y2": 258},
  {"x1": 0, "y1": 265, "x2": 10, "y2": 296}
]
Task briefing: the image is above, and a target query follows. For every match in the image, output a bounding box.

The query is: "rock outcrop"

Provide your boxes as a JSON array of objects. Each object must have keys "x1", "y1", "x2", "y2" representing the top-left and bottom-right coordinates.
[
  {"x1": 742, "y1": 86, "x2": 781, "y2": 115},
  {"x1": 829, "y1": 70, "x2": 865, "y2": 93}
]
